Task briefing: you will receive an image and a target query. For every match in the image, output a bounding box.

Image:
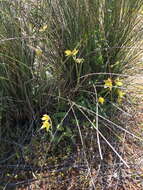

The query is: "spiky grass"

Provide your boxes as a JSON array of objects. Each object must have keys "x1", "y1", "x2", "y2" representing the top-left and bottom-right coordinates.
[{"x1": 0, "y1": 0, "x2": 143, "y2": 188}]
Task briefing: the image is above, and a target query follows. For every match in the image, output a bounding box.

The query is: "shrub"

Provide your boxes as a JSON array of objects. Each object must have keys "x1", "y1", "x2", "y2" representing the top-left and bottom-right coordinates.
[{"x1": 0, "y1": 0, "x2": 143, "y2": 174}]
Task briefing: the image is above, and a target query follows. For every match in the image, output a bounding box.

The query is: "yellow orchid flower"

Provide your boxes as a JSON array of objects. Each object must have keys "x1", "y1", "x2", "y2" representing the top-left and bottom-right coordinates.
[
  {"x1": 41, "y1": 120, "x2": 51, "y2": 132},
  {"x1": 98, "y1": 97, "x2": 105, "y2": 104},
  {"x1": 41, "y1": 114, "x2": 52, "y2": 132},
  {"x1": 104, "y1": 78, "x2": 113, "y2": 90},
  {"x1": 74, "y1": 57, "x2": 84, "y2": 64},
  {"x1": 117, "y1": 97, "x2": 122, "y2": 103},
  {"x1": 35, "y1": 48, "x2": 42, "y2": 56},
  {"x1": 65, "y1": 49, "x2": 78, "y2": 56},
  {"x1": 65, "y1": 50, "x2": 72, "y2": 56},
  {"x1": 115, "y1": 78, "x2": 123, "y2": 86},
  {"x1": 39, "y1": 24, "x2": 48, "y2": 32},
  {"x1": 117, "y1": 90, "x2": 125, "y2": 103},
  {"x1": 117, "y1": 90, "x2": 125, "y2": 98},
  {"x1": 72, "y1": 49, "x2": 79, "y2": 56},
  {"x1": 41, "y1": 114, "x2": 51, "y2": 121}
]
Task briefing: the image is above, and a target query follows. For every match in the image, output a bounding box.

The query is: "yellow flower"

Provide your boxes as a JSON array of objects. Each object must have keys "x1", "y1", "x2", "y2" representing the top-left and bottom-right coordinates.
[
  {"x1": 104, "y1": 78, "x2": 112, "y2": 90},
  {"x1": 72, "y1": 49, "x2": 79, "y2": 56},
  {"x1": 74, "y1": 58, "x2": 84, "y2": 64},
  {"x1": 115, "y1": 78, "x2": 123, "y2": 86},
  {"x1": 41, "y1": 114, "x2": 50, "y2": 121},
  {"x1": 117, "y1": 90, "x2": 125, "y2": 103},
  {"x1": 117, "y1": 90, "x2": 125, "y2": 98},
  {"x1": 41, "y1": 114, "x2": 52, "y2": 132},
  {"x1": 41, "y1": 120, "x2": 51, "y2": 132},
  {"x1": 35, "y1": 48, "x2": 42, "y2": 56},
  {"x1": 65, "y1": 50, "x2": 72, "y2": 56},
  {"x1": 98, "y1": 97, "x2": 105, "y2": 104},
  {"x1": 65, "y1": 49, "x2": 78, "y2": 56},
  {"x1": 39, "y1": 24, "x2": 48, "y2": 32},
  {"x1": 117, "y1": 97, "x2": 122, "y2": 103}
]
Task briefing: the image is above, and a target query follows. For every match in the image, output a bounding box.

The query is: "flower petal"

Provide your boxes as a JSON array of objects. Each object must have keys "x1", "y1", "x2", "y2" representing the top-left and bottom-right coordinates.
[
  {"x1": 104, "y1": 78, "x2": 112, "y2": 90},
  {"x1": 115, "y1": 78, "x2": 123, "y2": 86},
  {"x1": 117, "y1": 90, "x2": 125, "y2": 98},
  {"x1": 98, "y1": 97, "x2": 105, "y2": 104},
  {"x1": 39, "y1": 24, "x2": 48, "y2": 32},
  {"x1": 35, "y1": 48, "x2": 42, "y2": 56},
  {"x1": 72, "y1": 49, "x2": 78, "y2": 56},
  {"x1": 65, "y1": 50, "x2": 72, "y2": 56},
  {"x1": 40, "y1": 120, "x2": 51, "y2": 131},
  {"x1": 41, "y1": 114, "x2": 50, "y2": 121},
  {"x1": 74, "y1": 58, "x2": 84, "y2": 64}
]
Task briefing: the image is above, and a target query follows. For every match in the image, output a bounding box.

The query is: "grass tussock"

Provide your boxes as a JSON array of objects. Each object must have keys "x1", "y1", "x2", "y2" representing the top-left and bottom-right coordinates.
[{"x1": 0, "y1": 0, "x2": 143, "y2": 189}]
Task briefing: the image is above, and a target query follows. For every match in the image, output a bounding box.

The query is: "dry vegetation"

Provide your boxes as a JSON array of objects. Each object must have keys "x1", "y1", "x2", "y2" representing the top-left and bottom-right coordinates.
[{"x1": 0, "y1": 0, "x2": 143, "y2": 189}]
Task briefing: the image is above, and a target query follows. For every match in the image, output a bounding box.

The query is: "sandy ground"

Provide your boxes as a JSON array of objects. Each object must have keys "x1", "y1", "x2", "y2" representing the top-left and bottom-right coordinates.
[{"x1": 120, "y1": 62, "x2": 143, "y2": 189}]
